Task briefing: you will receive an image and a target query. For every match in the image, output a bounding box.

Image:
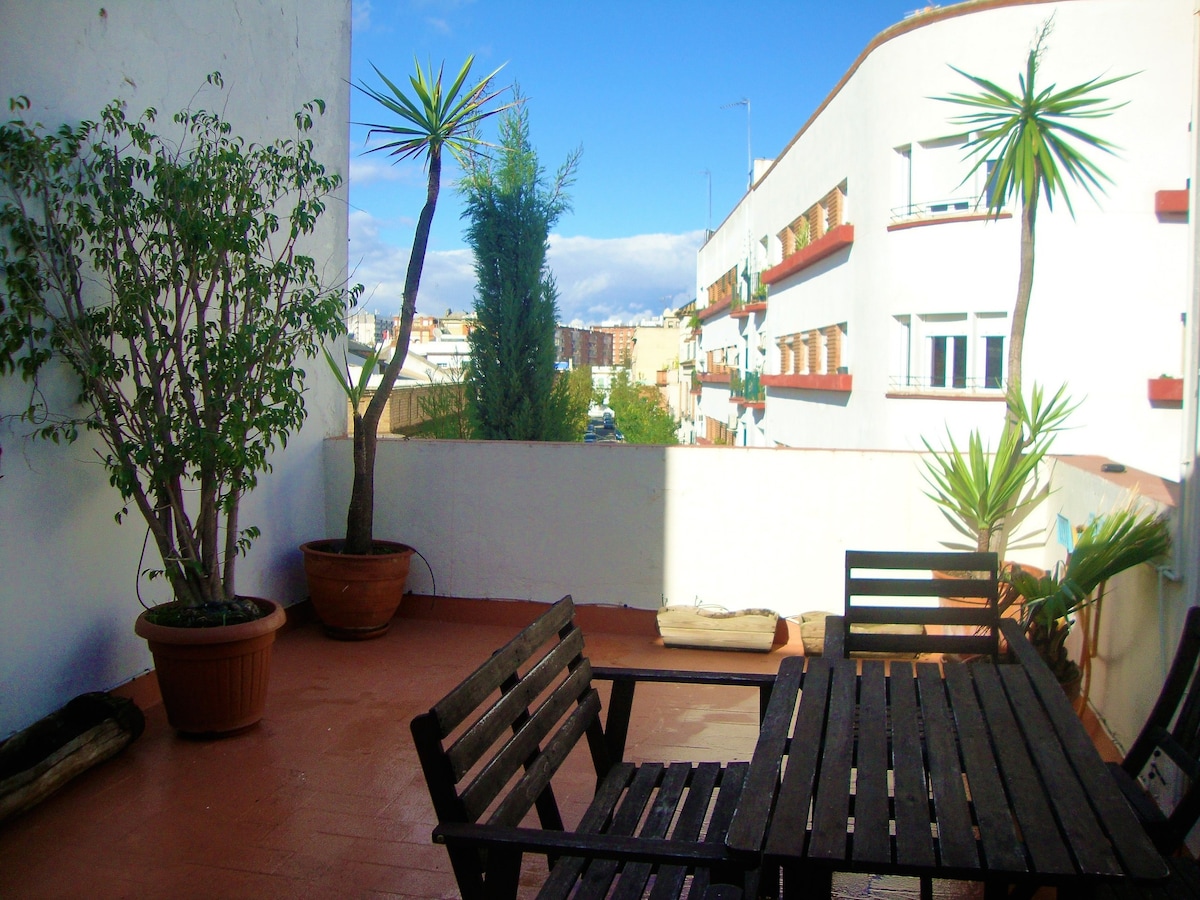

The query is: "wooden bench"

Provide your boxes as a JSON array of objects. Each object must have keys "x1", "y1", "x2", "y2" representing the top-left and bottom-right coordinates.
[
  {"x1": 825, "y1": 550, "x2": 1000, "y2": 660},
  {"x1": 410, "y1": 595, "x2": 773, "y2": 899}
]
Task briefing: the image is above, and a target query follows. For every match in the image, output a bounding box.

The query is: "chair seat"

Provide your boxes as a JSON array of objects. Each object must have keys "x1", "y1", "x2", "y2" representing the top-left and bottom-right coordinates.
[{"x1": 537, "y1": 760, "x2": 752, "y2": 900}]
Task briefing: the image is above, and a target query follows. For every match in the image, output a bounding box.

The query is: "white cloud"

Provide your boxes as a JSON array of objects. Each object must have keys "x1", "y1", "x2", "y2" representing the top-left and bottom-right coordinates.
[
  {"x1": 349, "y1": 157, "x2": 410, "y2": 187},
  {"x1": 351, "y1": 0, "x2": 374, "y2": 33},
  {"x1": 348, "y1": 212, "x2": 703, "y2": 325}
]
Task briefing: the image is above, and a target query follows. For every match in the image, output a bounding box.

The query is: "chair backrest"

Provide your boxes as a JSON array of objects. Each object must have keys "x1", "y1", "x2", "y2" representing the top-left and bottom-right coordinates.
[
  {"x1": 1121, "y1": 606, "x2": 1200, "y2": 853},
  {"x1": 410, "y1": 595, "x2": 610, "y2": 879},
  {"x1": 837, "y1": 550, "x2": 1000, "y2": 660}
]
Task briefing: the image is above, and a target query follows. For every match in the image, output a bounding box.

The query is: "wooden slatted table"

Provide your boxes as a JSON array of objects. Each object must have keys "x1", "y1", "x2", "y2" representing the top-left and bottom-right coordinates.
[{"x1": 728, "y1": 623, "x2": 1168, "y2": 898}]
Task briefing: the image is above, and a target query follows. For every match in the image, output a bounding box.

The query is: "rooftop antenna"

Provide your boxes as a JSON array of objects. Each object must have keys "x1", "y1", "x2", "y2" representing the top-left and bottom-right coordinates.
[
  {"x1": 700, "y1": 169, "x2": 712, "y2": 233},
  {"x1": 721, "y1": 97, "x2": 751, "y2": 190}
]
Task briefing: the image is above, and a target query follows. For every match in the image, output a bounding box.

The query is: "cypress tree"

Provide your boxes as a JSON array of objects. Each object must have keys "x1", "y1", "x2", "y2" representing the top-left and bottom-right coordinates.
[{"x1": 463, "y1": 94, "x2": 580, "y2": 440}]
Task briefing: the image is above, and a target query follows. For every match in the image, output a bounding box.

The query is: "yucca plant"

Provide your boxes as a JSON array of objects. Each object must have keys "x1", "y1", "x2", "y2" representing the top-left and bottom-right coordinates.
[
  {"x1": 921, "y1": 383, "x2": 1075, "y2": 554},
  {"x1": 339, "y1": 56, "x2": 511, "y2": 555},
  {"x1": 1009, "y1": 506, "x2": 1171, "y2": 682},
  {"x1": 936, "y1": 22, "x2": 1133, "y2": 414}
]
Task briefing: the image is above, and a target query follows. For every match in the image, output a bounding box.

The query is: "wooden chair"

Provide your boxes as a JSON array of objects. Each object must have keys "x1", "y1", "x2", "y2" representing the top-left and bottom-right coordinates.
[
  {"x1": 410, "y1": 595, "x2": 773, "y2": 900},
  {"x1": 1107, "y1": 605, "x2": 1200, "y2": 856},
  {"x1": 824, "y1": 550, "x2": 1000, "y2": 661}
]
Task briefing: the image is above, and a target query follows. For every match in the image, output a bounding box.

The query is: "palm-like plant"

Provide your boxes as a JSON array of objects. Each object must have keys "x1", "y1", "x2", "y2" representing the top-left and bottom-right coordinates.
[
  {"x1": 921, "y1": 383, "x2": 1075, "y2": 555},
  {"x1": 343, "y1": 57, "x2": 511, "y2": 555},
  {"x1": 1009, "y1": 506, "x2": 1170, "y2": 682},
  {"x1": 937, "y1": 29, "x2": 1132, "y2": 422}
]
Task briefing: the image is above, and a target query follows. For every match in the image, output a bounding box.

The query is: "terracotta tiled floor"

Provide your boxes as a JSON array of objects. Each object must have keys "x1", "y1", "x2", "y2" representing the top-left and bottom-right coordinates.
[{"x1": 0, "y1": 601, "x2": 1111, "y2": 899}]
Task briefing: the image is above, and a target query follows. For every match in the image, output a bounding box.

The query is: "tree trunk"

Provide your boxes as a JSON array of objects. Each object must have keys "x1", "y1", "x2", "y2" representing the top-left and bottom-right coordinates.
[
  {"x1": 343, "y1": 151, "x2": 442, "y2": 555},
  {"x1": 1006, "y1": 175, "x2": 1039, "y2": 430}
]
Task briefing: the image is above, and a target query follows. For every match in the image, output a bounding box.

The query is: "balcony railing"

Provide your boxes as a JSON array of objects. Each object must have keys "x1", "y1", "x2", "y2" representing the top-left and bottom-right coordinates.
[
  {"x1": 730, "y1": 370, "x2": 765, "y2": 405},
  {"x1": 888, "y1": 374, "x2": 1005, "y2": 394}
]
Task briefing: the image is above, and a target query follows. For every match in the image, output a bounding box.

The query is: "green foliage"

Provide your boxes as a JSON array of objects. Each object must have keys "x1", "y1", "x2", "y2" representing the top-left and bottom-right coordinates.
[
  {"x1": 561, "y1": 365, "x2": 594, "y2": 439},
  {"x1": 344, "y1": 56, "x2": 510, "y2": 553},
  {"x1": 939, "y1": 37, "x2": 1132, "y2": 218},
  {"x1": 606, "y1": 369, "x2": 679, "y2": 445},
  {"x1": 921, "y1": 383, "x2": 1075, "y2": 553},
  {"x1": 0, "y1": 76, "x2": 351, "y2": 608},
  {"x1": 463, "y1": 92, "x2": 582, "y2": 441},
  {"x1": 324, "y1": 345, "x2": 380, "y2": 410},
  {"x1": 414, "y1": 368, "x2": 473, "y2": 439},
  {"x1": 935, "y1": 22, "x2": 1132, "y2": 398},
  {"x1": 1009, "y1": 506, "x2": 1170, "y2": 681}
]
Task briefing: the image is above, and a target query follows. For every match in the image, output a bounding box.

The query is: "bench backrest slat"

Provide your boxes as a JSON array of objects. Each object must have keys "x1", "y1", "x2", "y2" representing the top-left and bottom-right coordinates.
[
  {"x1": 460, "y1": 662, "x2": 595, "y2": 822},
  {"x1": 431, "y1": 596, "x2": 577, "y2": 735},
  {"x1": 840, "y1": 550, "x2": 1000, "y2": 661},
  {"x1": 446, "y1": 627, "x2": 587, "y2": 781}
]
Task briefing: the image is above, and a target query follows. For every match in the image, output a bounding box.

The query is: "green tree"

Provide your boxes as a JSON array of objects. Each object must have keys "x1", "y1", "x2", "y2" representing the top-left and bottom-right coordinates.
[
  {"x1": 0, "y1": 81, "x2": 349, "y2": 610},
  {"x1": 345, "y1": 57, "x2": 509, "y2": 553},
  {"x1": 463, "y1": 94, "x2": 581, "y2": 440},
  {"x1": 937, "y1": 24, "x2": 1131, "y2": 425},
  {"x1": 561, "y1": 364, "x2": 594, "y2": 439},
  {"x1": 607, "y1": 369, "x2": 679, "y2": 445},
  {"x1": 414, "y1": 367, "x2": 473, "y2": 439}
]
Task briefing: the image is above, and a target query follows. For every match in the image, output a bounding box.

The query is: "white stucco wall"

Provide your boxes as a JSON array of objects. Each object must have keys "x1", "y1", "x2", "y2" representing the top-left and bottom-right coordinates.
[
  {"x1": 322, "y1": 436, "x2": 1183, "y2": 750},
  {"x1": 0, "y1": 0, "x2": 352, "y2": 738},
  {"x1": 697, "y1": 0, "x2": 1194, "y2": 481}
]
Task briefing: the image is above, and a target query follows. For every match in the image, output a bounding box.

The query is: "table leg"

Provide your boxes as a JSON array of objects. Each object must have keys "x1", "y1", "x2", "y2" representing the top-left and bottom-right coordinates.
[{"x1": 780, "y1": 865, "x2": 831, "y2": 899}]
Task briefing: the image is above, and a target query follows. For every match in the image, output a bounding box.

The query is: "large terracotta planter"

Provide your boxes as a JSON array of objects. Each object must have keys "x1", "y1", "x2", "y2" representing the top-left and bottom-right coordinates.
[
  {"x1": 300, "y1": 539, "x2": 415, "y2": 640},
  {"x1": 134, "y1": 597, "x2": 285, "y2": 735}
]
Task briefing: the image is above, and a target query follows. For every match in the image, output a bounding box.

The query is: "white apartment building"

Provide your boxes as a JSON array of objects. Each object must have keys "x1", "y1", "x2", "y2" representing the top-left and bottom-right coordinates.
[{"x1": 694, "y1": 0, "x2": 1195, "y2": 480}]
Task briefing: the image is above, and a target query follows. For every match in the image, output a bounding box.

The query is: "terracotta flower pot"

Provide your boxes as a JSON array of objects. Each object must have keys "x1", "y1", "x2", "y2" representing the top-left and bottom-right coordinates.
[
  {"x1": 134, "y1": 597, "x2": 285, "y2": 735},
  {"x1": 300, "y1": 539, "x2": 415, "y2": 640}
]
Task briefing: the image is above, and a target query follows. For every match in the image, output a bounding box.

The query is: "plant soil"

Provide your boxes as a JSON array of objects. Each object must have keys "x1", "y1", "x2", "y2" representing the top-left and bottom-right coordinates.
[{"x1": 143, "y1": 597, "x2": 267, "y2": 628}]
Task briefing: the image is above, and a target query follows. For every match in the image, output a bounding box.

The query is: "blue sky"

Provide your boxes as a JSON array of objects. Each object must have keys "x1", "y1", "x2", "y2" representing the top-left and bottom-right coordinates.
[{"x1": 348, "y1": 0, "x2": 917, "y2": 326}]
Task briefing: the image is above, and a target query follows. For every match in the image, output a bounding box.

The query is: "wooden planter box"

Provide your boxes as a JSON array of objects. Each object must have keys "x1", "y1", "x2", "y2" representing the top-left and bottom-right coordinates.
[{"x1": 656, "y1": 606, "x2": 778, "y2": 652}]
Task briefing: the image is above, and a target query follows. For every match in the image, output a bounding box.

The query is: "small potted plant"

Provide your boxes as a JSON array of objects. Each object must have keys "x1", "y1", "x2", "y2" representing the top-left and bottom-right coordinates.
[
  {"x1": 300, "y1": 57, "x2": 510, "y2": 638},
  {"x1": 0, "y1": 76, "x2": 350, "y2": 733}
]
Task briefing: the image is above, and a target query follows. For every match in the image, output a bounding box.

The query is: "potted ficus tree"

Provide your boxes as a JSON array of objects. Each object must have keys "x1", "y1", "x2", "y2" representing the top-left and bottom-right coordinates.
[
  {"x1": 300, "y1": 56, "x2": 510, "y2": 639},
  {"x1": 0, "y1": 75, "x2": 351, "y2": 733}
]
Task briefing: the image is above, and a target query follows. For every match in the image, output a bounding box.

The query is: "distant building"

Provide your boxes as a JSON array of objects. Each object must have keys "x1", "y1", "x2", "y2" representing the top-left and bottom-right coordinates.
[
  {"x1": 596, "y1": 325, "x2": 635, "y2": 367},
  {"x1": 692, "y1": 0, "x2": 1191, "y2": 478},
  {"x1": 391, "y1": 309, "x2": 476, "y2": 370},
  {"x1": 346, "y1": 310, "x2": 386, "y2": 347},
  {"x1": 556, "y1": 326, "x2": 613, "y2": 368}
]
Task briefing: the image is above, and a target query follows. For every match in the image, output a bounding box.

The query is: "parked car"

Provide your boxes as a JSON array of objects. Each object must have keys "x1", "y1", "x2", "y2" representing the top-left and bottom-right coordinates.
[{"x1": 584, "y1": 432, "x2": 597, "y2": 443}]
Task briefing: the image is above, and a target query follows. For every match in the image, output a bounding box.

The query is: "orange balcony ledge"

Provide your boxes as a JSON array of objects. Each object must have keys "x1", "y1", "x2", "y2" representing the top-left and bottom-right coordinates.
[
  {"x1": 762, "y1": 372, "x2": 853, "y2": 392},
  {"x1": 698, "y1": 293, "x2": 733, "y2": 322},
  {"x1": 731, "y1": 300, "x2": 768, "y2": 319},
  {"x1": 733, "y1": 397, "x2": 766, "y2": 410},
  {"x1": 1148, "y1": 376, "x2": 1183, "y2": 406},
  {"x1": 699, "y1": 371, "x2": 732, "y2": 385},
  {"x1": 1156, "y1": 189, "x2": 1188, "y2": 221},
  {"x1": 761, "y1": 224, "x2": 854, "y2": 286}
]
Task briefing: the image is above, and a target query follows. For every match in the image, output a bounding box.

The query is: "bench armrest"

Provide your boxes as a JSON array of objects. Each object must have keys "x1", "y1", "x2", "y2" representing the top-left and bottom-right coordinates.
[
  {"x1": 591, "y1": 667, "x2": 776, "y2": 762},
  {"x1": 434, "y1": 820, "x2": 736, "y2": 866}
]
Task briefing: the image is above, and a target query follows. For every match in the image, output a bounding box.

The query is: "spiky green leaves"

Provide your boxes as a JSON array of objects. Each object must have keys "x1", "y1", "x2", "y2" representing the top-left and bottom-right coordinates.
[
  {"x1": 355, "y1": 56, "x2": 512, "y2": 170},
  {"x1": 938, "y1": 47, "x2": 1133, "y2": 216}
]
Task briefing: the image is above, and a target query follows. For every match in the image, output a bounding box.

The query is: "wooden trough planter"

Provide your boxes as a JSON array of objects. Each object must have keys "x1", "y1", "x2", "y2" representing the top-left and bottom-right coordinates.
[
  {"x1": 656, "y1": 605, "x2": 779, "y2": 652},
  {"x1": 0, "y1": 692, "x2": 145, "y2": 824}
]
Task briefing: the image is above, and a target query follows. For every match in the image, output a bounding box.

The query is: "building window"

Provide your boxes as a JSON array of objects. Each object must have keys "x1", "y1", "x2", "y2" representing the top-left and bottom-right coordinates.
[
  {"x1": 891, "y1": 136, "x2": 999, "y2": 223},
  {"x1": 891, "y1": 312, "x2": 1006, "y2": 392},
  {"x1": 929, "y1": 334, "x2": 967, "y2": 388}
]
